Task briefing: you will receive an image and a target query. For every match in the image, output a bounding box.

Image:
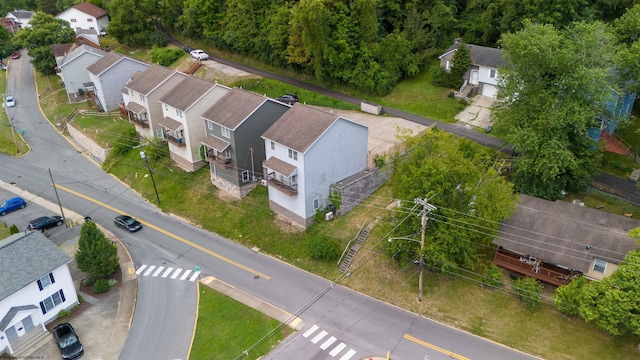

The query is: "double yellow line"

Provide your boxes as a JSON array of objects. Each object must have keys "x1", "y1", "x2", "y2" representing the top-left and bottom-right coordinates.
[
  {"x1": 403, "y1": 333, "x2": 470, "y2": 360},
  {"x1": 56, "y1": 184, "x2": 270, "y2": 280}
]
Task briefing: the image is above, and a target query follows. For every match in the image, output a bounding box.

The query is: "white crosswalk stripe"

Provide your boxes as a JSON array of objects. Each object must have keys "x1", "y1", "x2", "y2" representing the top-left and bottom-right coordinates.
[
  {"x1": 135, "y1": 265, "x2": 201, "y2": 282},
  {"x1": 302, "y1": 325, "x2": 357, "y2": 360}
]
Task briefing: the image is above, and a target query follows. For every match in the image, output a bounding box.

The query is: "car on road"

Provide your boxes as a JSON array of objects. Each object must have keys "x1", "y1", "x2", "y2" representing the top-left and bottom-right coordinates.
[
  {"x1": 0, "y1": 197, "x2": 26, "y2": 215},
  {"x1": 276, "y1": 94, "x2": 299, "y2": 105},
  {"x1": 182, "y1": 45, "x2": 194, "y2": 53},
  {"x1": 190, "y1": 49, "x2": 209, "y2": 60},
  {"x1": 11, "y1": 51, "x2": 20, "y2": 59},
  {"x1": 28, "y1": 215, "x2": 64, "y2": 231},
  {"x1": 53, "y1": 323, "x2": 84, "y2": 360},
  {"x1": 114, "y1": 215, "x2": 143, "y2": 232},
  {"x1": 5, "y1": 96, "x2": 15, "y2": 107}
]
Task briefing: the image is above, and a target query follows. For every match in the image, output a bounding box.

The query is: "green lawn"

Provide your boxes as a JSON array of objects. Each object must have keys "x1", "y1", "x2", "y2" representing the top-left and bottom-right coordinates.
[
  {"x1": 0, "y1": 69, "x2": 28, "y2": 155},
  {"x1": 190, "y1": 285, "x2": 291, "y2": 360}
]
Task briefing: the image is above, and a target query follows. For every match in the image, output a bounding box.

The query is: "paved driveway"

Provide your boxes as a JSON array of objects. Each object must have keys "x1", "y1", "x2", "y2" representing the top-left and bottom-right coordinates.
[{"x1": 455, "y1": 95, "x2": 497, "y2": 130}]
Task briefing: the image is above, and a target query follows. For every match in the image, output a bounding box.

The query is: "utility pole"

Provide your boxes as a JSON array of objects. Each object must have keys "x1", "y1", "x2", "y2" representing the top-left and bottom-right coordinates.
[
  {"x1": 140, "y1": 150, "x2": 161, "y2": 205},
  {"x1": 49, "y1": 169, "x2": 67, "y2": 227},
  {"x1": 414, "y1": 197, "x2": 437, "y2": 302}
]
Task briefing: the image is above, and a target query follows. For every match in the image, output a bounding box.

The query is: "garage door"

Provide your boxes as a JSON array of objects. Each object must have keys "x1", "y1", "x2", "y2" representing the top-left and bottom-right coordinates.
[{"x1": 482, "y1": 84, "x2": 498, "y2": 98}]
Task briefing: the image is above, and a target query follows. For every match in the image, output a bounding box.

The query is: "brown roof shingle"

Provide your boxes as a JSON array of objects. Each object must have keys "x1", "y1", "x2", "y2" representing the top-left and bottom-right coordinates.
[
  {"x1": 72, "y1": 2, "x2": 108, "y2": 18},
  {"x1": 201, "y1": 88, "x2": 267, "y2": 130},
  {"x1": 261, "y1": 103, "x2": 341, "y2": 153},
  {"x1": 159, "y1": 76, "x2": 218, "y2": 111},
  {"x1": 86, "y1": 51, "x2": 123, "y2": 75},
  {"x1": 126, "y1": 65, "x2": 177, "y2": 95}
]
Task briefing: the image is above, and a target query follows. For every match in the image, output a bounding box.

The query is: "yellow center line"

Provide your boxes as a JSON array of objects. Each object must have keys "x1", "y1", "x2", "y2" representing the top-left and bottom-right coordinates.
[
  {"x1": 403, "y1": 333, "x2": 470, "y2": 360},
  {"x1": 56, "y1": 184, "x2": 271, "y2": 280}
]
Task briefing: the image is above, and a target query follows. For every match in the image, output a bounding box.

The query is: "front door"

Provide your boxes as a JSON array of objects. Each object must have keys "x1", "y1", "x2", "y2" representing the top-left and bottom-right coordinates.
[{"x1": 470, "y1": 70, "x2": 479, "y2": 85}]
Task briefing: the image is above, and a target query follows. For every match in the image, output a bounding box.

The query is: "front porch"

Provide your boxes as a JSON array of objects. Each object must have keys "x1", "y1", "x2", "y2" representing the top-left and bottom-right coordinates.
[
  {"x1": 493, "y1": 248, "x2": 580, "y2": 286},
  {"x1": 267, "y1": 173, "x2": 298, "y2": 195},
  {"x1": 206, "y1": 149, "x2": 232, "y2": 169}
]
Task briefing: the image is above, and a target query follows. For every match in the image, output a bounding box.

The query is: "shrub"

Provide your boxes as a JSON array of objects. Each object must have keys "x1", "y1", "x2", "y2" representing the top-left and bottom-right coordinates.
[
  {"x1": 9, "y1": 224, "x2": 19, "y2": 234},
  {"x1": 511, "y1": 277, "x2": 542, "y2": 310},
  {"x1": 81, "y1": 277, "x2": 95, "y2": 287},
  {"x1": 77, "y1": 294, "x2": 84, "y2": 303},
  {"x1": 481, "y1": 264, "x2": 504, "y2": 289},
  {"x1": 57, "y1": 309, "x2": 71, "y2": 319},
  {"x1": 93, "y1": 279, "x2": 111, "y2": 293},
  {"x1": 150, "y1": 45, "x2": 184, "y2": 67},
  {"x1": 373, "y1": 154, "x2": 386, "y2": 168},
  {"x1": 554, "y1": 276, "x2": 587, "y2": 315},
  {"x1": 107, "y1": 279, "x2": 118, "y2": 287},
  {"x1": 308, "y1": 234, "x2": 341, "y2": 261}
]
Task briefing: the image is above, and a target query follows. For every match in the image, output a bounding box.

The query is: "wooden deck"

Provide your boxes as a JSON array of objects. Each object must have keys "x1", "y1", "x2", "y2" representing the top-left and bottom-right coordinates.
[{"x1": 493, "y1": 248, "x2": 580, "y2": 286}]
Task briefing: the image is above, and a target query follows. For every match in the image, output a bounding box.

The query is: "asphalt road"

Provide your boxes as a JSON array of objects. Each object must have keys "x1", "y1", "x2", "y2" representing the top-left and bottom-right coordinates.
[{"x1": 0, "y1": 51, "x2": 547, "y2": 360}]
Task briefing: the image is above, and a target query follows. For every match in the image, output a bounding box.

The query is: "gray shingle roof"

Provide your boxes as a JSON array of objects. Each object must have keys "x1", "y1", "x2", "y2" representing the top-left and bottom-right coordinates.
[
  {"x1": 440, "y1": 41, "x2": 505, "y2": 68},
  {"x1": 86, "y1": 51, "x2": 123, "y2": 76},
  {"x1": 494, "y1": 195, "x2": 640, "y2": 273},
  {"x1": 201, "y1": 88, "x2": 267, "y2": 130},
  {"x1": 125, "y1": 64, "x2": 176, "y2": 95},
  {"x1": 0, "y1": 232, "x2": 71, "y2": 301},
  {"x1": 58, "y1": 45, "x2": 106, "y2": 68},
  {"x1": 158, "y1": 76, "x2": 218, "y2": 111},
  {"x1": 261, "y1": 103, "x2": 343, "y2": 153}
]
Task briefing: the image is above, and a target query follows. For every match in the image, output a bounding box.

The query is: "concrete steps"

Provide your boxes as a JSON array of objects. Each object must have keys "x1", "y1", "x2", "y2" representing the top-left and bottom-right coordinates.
[{"x1": 8, "y1": 328, "x2": 51, "y2": 359}]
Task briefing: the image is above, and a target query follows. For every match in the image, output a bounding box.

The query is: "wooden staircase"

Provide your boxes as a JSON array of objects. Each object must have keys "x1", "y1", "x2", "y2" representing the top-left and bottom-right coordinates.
[
  {"x1": 600, "y1": 131, "x2": 631, "y2": 155},
  {"x1": 185, "y1": 60, "x2": 202, "y2": 75},
  {"x1": 339, "y1": 221, "x2": 375, "y2": 273}
]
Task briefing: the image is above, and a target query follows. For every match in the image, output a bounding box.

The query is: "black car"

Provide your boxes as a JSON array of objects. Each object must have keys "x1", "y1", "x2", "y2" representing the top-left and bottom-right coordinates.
[
  {"x1": 182, "y1": 45, "x2": 194, "y2": 53},
  {"x1": 276, "y1": 94, "x2": 299, "y2": 105},
  {"x1": 114, "y1": 215, "x2": 143, "y2": 232},
  {"x1": 53, "y1": 323, "x2": 84, "y2": 360},
  {"x1": 28, "y1": 216, "x2": 64, "y2": 231}
]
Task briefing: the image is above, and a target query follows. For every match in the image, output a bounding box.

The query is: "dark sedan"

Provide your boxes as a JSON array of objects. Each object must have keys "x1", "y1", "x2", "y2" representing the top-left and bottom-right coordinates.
[
  {"x1": 114, "y1": 215, "x2": 143, "y2": 232},
  {"x1": 53, "y1": 323, "x2": 84, "y2": 360}
]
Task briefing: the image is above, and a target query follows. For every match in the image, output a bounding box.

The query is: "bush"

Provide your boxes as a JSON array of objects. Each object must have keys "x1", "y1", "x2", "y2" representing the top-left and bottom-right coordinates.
[
  {"x1": 511, "y1": 277, "x2": 542, "y2": 310},
  {"x1": 553, "y1": 276, "x2": 587, "y2": 316},
  {"x1": 81, "y1": 277, "x2": 95, "y2": 287},
  {"x1": 57, "y1": 309, "x2": 71, "y2": 319},
  {"x1": 150, "y1": 45, "x2": 184, "y2": 67},
  {"x1": 308, "y1": 234, "x2": 341, "y2": 261},
  {"x1": 77, "y1": 294, "x2": 84, "y2": 303},
  {"x1": 108, "y1": 279, "x2": 119, "y2": 287},
  {"x1": 93, "y1": 279, "x2": 111, "y2": 293},
  {"x1": 481, "y1": 264, "x2": 504, "y2": 289},
  {"x1": 9, "y1": 224, "x2": 19, "y2": 234}
]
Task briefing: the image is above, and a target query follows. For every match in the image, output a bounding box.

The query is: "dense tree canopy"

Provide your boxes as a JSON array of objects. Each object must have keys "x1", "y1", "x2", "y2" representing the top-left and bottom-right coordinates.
[
  {"x1": 12, "y1": 12, "x2": 74, "y2": 74},
  {"x1": 491, "y1": 21, "x2": 617, "y2": 200},
  {"x1": 389, "y1": 129, "x2": 517, "y2": 272},
  {"x1": 75, "y1": 220, "x2": 119, "y2": 280}
]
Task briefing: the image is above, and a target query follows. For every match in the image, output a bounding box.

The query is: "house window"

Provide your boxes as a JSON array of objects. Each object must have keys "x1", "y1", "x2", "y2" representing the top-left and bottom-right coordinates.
[
  {"x1": 270, "y1": 141, "x2": 275, "y2": 150},
  {"x1": 87, "y1": 18, "x2": 93, "y2": 22},
  {"x1": 39, "y1": 289, "x2": 66, "y2": 315},
  {"x1": 37, "y1": 273, "x2": 55, "y2": 291},
  {"x1": 490, "y1": 69, "x2": 497, "y2": 79},
  {"x1": 139, "y1": 94, "x2": 145, "y2": 102},
  {"x1": 156, "y1": 129, "x2": 163, "y2": 139},
  {"x1": 242, "y1": 170, "x2": 249, "y2": 182},
  {"x1": 164, "y1": 104, "x2": 168, "y2": 111},
  {"x1": 129, "y1": 89, "x2": 133, "y2": 96},
  {"x1": 445, "y1": 60, "x2": 450, "y2": 71},
  {"x1": 593, "y1": 259, "x2": 607, "y2": 273},
  {"x1": 176, "y1": 109, "x2": 183, "y2": 118},
  {"x1": 288, "y1": 149, "x2": 297, "y2": 160},
  {"x1": 221, "y1": 127, "x2": 230, "y2": 138},
  {"x1": 291, "y1": 174, "x2": 297, "y2": 184},
  {"x1": 70, "y1": 19, "x2": 76, "y2": 22},
  {"x1": 313, "y1": 198, "x2": 319, "y2": 210},
  {"x1": 207, "y1": 120, "x2": 214, "y2": 130}
]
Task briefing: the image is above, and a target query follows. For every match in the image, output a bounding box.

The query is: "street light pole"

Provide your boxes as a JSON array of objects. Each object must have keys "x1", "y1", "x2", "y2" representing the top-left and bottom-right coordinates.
[{"x1": 140, "y1": 150, "x2": 160, "y2": 205}]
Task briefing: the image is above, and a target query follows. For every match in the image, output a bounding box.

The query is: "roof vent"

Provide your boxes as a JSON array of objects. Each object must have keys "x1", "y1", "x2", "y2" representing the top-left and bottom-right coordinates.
[{"x1": 585, "y1": 245, "x2": 592, "y2": 251}]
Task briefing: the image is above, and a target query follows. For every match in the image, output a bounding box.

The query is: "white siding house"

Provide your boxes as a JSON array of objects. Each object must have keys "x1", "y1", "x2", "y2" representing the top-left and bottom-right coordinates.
[
  {"x1": 0, "y1": 232, "x2": 78, "y2": 356},
  {"x1": 56, "y1": 2, "x2": 108, "y2": 36},
  {"x1": 56, "y1": 44, "x2": 106, "y2": 103},
  {"x1": 262, "y1": 103, "x2": 368, "y2": 228}
]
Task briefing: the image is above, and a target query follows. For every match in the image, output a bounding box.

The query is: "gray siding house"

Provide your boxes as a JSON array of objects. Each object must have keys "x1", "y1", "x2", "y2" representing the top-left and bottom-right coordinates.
[
  {"x1": 55, "y1": 44, "x2": 106, "y2": 104},
  {"x1": 262, "y1": 103, "x2": 368, "y2": 228},
  {"x1": 201, "y1": 88, "x2": 291, "y2": 199},
  {"x1": 122, "y1": 65, "x2": 187, "y2": 140},
  {"x1": 87, "y1": 52, "x2": 149, "y2": 111},
  {"x1": 493, "y1": 194, "x2": 640, "y2": 286}
]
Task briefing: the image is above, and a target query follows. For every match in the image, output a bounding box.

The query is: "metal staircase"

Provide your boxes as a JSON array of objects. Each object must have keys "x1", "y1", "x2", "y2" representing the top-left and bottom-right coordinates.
[{"x1": 338, "y1": 221, "x2": 375, "y2": 273}]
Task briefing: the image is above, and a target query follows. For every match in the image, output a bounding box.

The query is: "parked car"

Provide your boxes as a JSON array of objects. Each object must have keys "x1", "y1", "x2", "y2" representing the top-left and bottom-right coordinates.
[
  {"x1": 10, "y1": 51, "x2": 20, "y2": 59},
  {"x1": 114, "y1": 215, "x2": 143, "y2": 232},
  {"x1": 52, "y1": 323, "x2": 84, "y2": 360},
  {"x1": 276, "y1": 94, "x2": 299, "y2": 105},
  {"x1": 182, "y1": 45, "x2": 194, "y2": 53},
  {"x1": 28, "y1": 215, "x2": 64, "y2": 231},
  {"x1": 0, "y1": 197, "x2": 26, "y2": 215},
  {"x1": 190, "y1": 49, "x2": 209, "y2": 60},
  {"x1": 5, "y1": 95, "x2": 15, "y2": 107}
]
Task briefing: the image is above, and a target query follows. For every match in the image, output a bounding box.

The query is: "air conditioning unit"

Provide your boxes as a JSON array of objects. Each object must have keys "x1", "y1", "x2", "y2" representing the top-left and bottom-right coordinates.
[
  {"x1": 260, "y1": 179, "x2": 268, "y2": 186},
  {"x1": 325, "y1": 212, "x2": 334, "y2": 221}
]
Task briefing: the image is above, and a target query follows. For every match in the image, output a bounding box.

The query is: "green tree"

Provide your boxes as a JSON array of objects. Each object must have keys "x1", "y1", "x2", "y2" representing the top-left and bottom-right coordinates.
[
  {"x1": 447, "y1": 41, "x2": 471, "y2": 89},
  {"x1": 12, "y1": 12, "x2": 75, "y2": 74},
  {"x1": 612, "y1": 4, "x2": 640, "y2": 92},
  {"x1": 511, "y1": 276, "x2": 542, "y2": 310},
  {"x1": 75, "y1": 221, "x2": 119, "y2": 280},
  {"x1": 553, "y1": 276, "x2": 588, "y2": 315},
  {"x1": 492, "y1": 21, "x2": 615, "y2": 200},
  {"x1": 578, "y1": 247, "x2": 640, "y2": 337},
  {"x1": 389, "y1": 129, "x2": 517, "y2": 271},
  {"x1": 107, "y1": 0, "x2": 159, "y2": 46}
]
